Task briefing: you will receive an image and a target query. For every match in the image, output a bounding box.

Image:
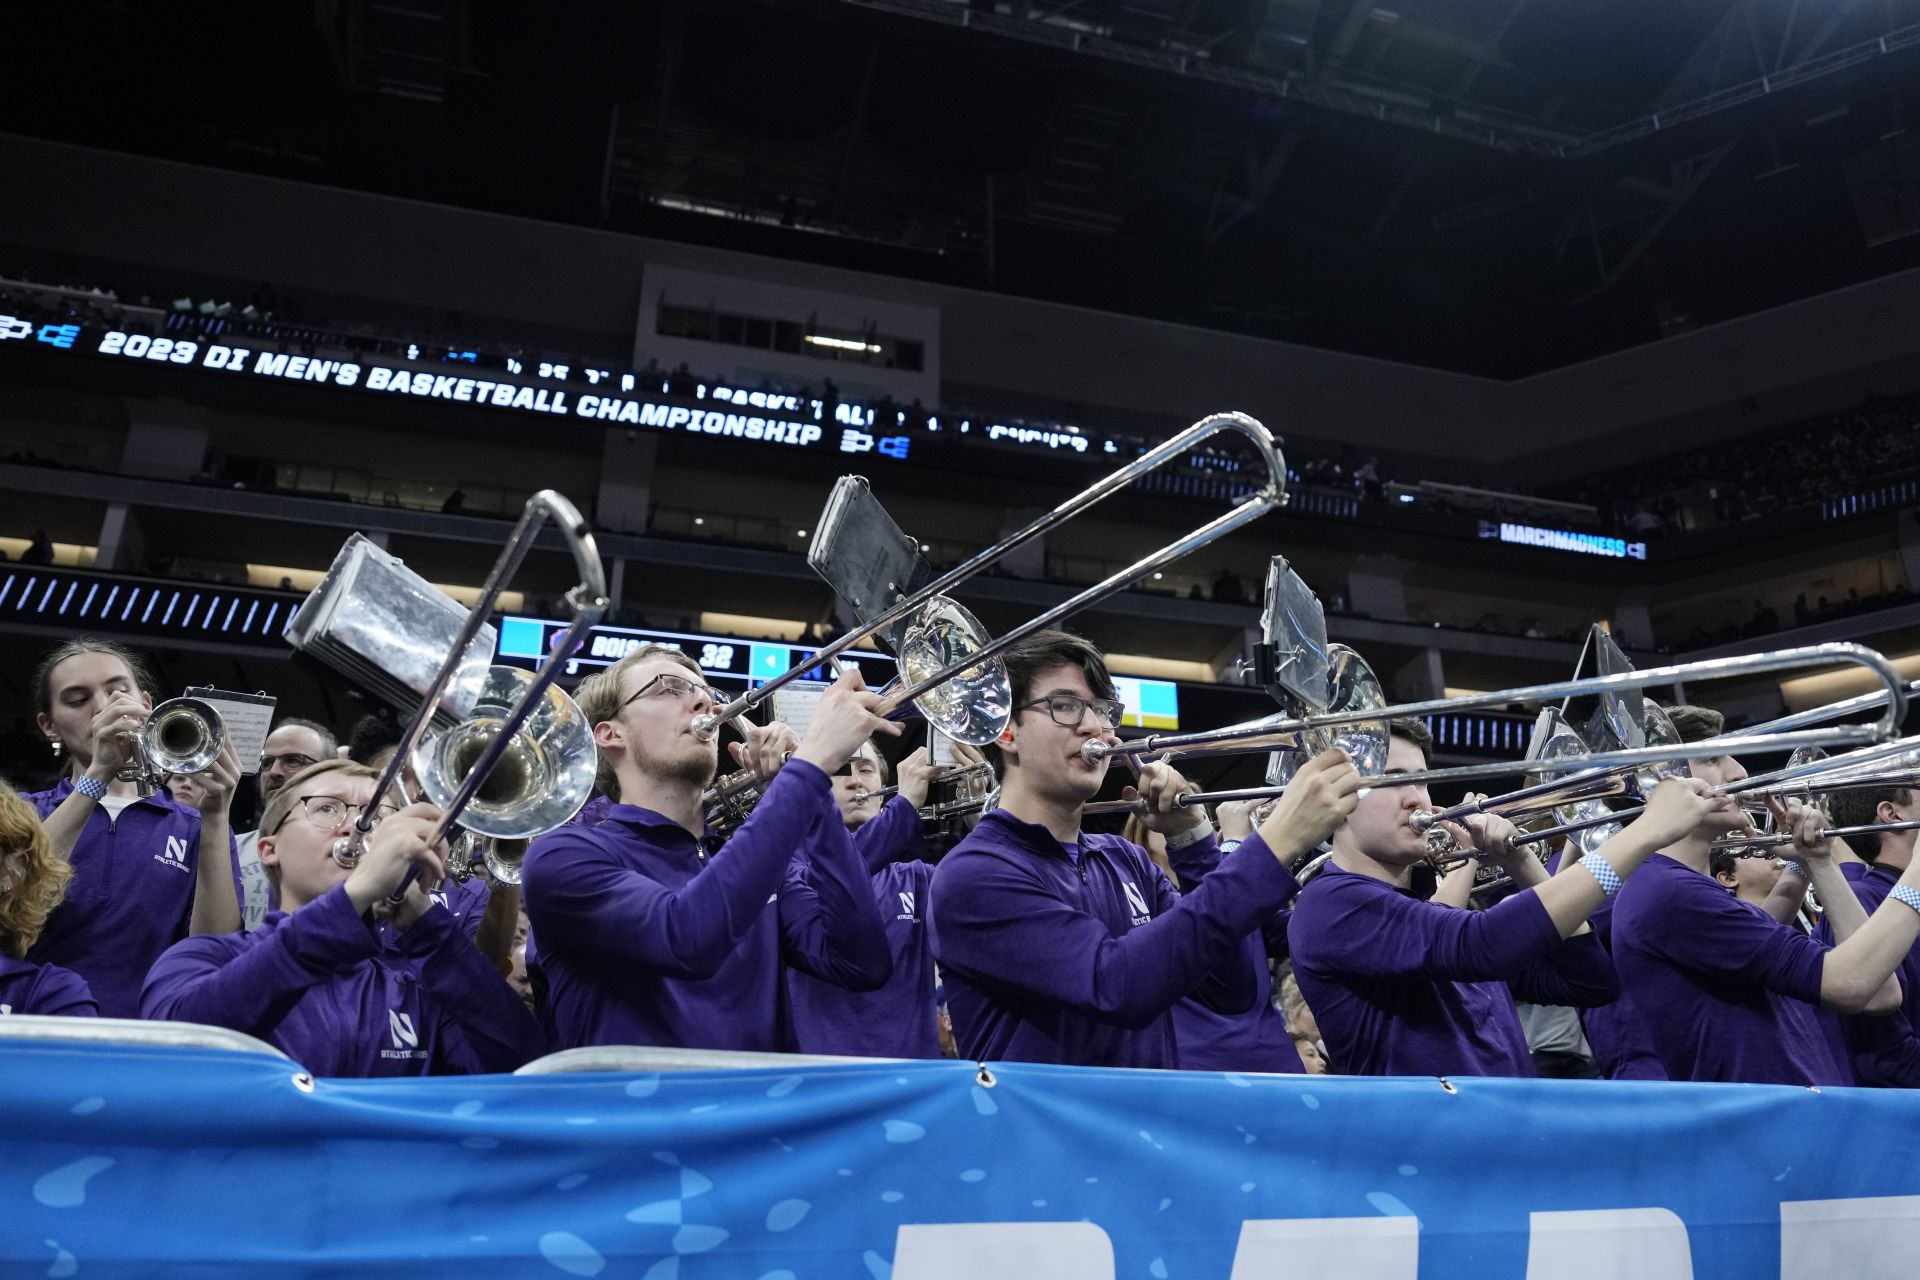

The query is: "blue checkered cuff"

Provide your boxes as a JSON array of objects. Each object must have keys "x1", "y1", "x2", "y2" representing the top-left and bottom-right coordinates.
[
  {"x1": 1579, "y1": 851, "x2": 1624, "y2": 898},
  {"x1": 1891, "y1": 884, "x2": 1920, "y2": 919},
  {"x1": 73, "y1": 775, "x2": 109, "y2": 802}
]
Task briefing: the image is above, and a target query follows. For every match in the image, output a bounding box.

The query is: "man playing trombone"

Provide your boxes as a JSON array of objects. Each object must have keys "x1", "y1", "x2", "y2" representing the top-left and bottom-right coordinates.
[
  {"x1": 928, "y1": 629, "x2": 1361, "y2": 1069},
  {"x1": 521, "y1": 644, "x2": 895, "y2": 1053},
  {"x1": 1287, "y1": 717, "x2": 1715, "y2": 1078},
  {"x1": 1612, "y1": 705, "x2": 1920, "y2": 1084}
]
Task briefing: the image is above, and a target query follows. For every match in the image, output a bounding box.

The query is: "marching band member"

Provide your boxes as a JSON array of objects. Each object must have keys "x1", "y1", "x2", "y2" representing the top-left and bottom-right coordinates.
[
  {"x1": 26, "y1": 639, "x2": 241, "y2": 1017},
  {"x1": 0, "y1": 786, "x2": 97, "y2": 1017},
  {"x1": 1611, "y1": 705, "x2": 1920, "y2": 1085},
  {"x1": 522, "y1": 645, "x2": 893, "y2": 1052},
  {"x1": 1814, "y1": 783, "x2": 1920, "y2": 1085},
  {"x1": 234, "y1": 718, "x2": 337, "y2": 932},
  {"x1": 142, "y1": 760, "x2": 541, "y2": 1074},
  {"x1": 928, "y1": 630, "x2": 1357, "y2": 1069},
  {"x1": 1287, "y1": 717, "x2": 1707, "y2": 1078},
  {"x1": 788, "y1": 739, "x2": 945, "y2": 1058}
]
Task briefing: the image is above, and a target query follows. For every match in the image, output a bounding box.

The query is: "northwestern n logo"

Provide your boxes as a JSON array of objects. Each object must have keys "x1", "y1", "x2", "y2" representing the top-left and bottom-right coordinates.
[
  {"x1": 1121, "y1": 881, "x2": 1152, "y2": 924},
  {"x1": 897, "y1": 890, "x2": 917, "y2": 921},
  {"x1": 163, "y1": 836, "x2": 189, "y2": 864},
  {"x1": 388, "y1": 1009, "x2": 418, "y2": 1050}
]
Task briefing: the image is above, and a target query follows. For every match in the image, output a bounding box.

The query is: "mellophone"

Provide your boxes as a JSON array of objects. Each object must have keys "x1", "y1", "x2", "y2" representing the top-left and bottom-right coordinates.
[{"x1": 255, "y1": 407, "x2": 1908, "y2": 888}]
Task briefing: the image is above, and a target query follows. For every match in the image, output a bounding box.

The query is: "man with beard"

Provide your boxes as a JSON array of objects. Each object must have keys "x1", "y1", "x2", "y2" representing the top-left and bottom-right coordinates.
[{"x1": 522, "y1": 644, "x2": 894, "y2": 1051}]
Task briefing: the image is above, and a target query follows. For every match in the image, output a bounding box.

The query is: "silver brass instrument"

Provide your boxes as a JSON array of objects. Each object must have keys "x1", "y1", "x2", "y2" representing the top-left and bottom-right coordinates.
[
  {"x1": 691, "y1": 411, "x2": 1289, "y2": 748},
  {"x1": 852, "y1": 760, "x2": 999, "y2": 822},
  {"x1": 117, "y1": 695, "x2": 226, "y2": 790},
  {"x1": 446, "y1": 831, "x2": 528, "y2": 887},
  {"x1": 288, "y1": 491, "x2": 608, "y2": 898},
  {"x1": 703, "y1": 766, "x2": 771, "y2": 837}
]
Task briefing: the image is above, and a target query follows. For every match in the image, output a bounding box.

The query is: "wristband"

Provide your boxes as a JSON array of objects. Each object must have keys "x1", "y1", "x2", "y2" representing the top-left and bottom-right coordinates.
[
  {"x1": 73, "y1": 775, "x2": 109, "y2": 802},
  {"x1": 1891, "y1": 884, "x2": 1920, "y2": 919},
  {"x1": 1164, "y1": 822, "x2": 1213, "y2": 853},
  {"x1": 1218, "y1": 839, "x2": 1244, "y2": 855},
  {"x1": 1578, "y1": 851, "x2": 1624, "y2": 898},
  {"x1": 1779, "y1": 859, "x2": 1806, "y2": 877}
]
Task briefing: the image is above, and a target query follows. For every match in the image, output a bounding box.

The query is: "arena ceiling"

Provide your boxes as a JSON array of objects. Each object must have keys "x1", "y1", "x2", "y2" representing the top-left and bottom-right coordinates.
[{"x1": 14, "y1": 0, "x2": 1920, "y2": 377}]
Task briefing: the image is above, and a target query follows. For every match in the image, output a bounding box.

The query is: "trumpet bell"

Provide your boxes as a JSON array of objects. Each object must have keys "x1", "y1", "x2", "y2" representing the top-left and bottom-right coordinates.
[
  {"x1": 143, "y1": 698, "x2": 224, "y2": 776},
  {"x1": 413, "y1": 665, "x2": 598, "y2": 839},
  {"x1": 897, "y1": 595, "x2": 1012, "y2": 747}
]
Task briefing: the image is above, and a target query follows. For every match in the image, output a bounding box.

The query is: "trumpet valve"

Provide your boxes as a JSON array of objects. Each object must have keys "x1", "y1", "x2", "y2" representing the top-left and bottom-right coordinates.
[{"x1": 1422, "y1": 824, "x2": 1460, "y2": 858}]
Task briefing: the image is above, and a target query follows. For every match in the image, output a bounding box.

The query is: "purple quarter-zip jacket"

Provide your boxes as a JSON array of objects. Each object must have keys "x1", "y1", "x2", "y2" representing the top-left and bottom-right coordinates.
[
  {"x1": 141, "y1": 883, "x2": 543, "y2": 1075},
  {"x1": 788, "y1": 796, "x2": 941, "y2": 1058},
  {"x1": 1816, "y1": 859, "x2": 1920, "y2": 1086},
  {"x1": 1163, "y1": 836, "x2": 1302, "y2": 1074},
  {"x1": 1288, "y1": 862, "x2": 1619, "y2": 1078},
  {"x1": 0, "y1": 955, "x2": 98, "y2": 1017},
  {"x1": 1544, "y1": 850, "x2": 1666, "y2": 1080},
  {"x1": 521, "y1": 759, "x2": 892, "y2": 1052},
  {"x1": 26, "y1": 779, "x2": 239, "y2": 1018},
  {"x1": 928, "y1": 809, "x2": 1298, "y2": 1069}
]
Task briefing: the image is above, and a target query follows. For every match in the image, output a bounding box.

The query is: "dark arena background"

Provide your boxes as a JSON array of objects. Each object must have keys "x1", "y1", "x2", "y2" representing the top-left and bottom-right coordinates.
[{"x1": 6, "y1": 2, "x2": 1920, "y2": 1276}]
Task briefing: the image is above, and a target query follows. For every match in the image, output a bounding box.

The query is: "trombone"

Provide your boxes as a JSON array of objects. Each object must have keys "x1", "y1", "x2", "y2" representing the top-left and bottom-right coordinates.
[
  {"x1": 689, "y1": 411, "x2": 1289, "y2": 748},
  {"x1": 289, "y1": 490, "x2": 608, "y2": 896}
]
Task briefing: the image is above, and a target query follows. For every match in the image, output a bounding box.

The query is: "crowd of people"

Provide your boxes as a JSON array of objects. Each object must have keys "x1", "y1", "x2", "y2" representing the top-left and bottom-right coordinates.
[{"x1": 5, "y1": 626, "x2": 1920, "y2": 1095}]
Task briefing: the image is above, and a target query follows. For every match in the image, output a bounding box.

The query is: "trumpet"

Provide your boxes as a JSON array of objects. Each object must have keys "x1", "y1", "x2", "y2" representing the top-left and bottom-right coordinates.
[
  {"x1": 852, "y1": 760, "x2": 999, "y2": 822},
  {"x1": 445, "y1": 831, "x2": 527, "y2": 887},
  {"x1": 115, "y1": 696, "x2": 226, "y2": 792}
]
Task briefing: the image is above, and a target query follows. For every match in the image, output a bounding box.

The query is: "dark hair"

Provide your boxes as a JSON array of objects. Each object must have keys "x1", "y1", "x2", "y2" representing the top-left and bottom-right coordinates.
[
  {"x1": 1388, "y1": 717, "x2": 1432, "y2": 766},
  {"x1": 1004, "y1": 629, "x2": 1115, "y2": 709},
  {"x1": 1829, "y1": 785, "x2": 1914, "y2": 860},
  {"x1": 270, "y1": 716, "x2": 338, "y2": 758},
  {"x1": 345, "y1": 711, "x2": 402, "y2": 767},
  {"x1": 31, "y1": 638, "x2": 158, "y2": 717},
  {"x1": 1664, "y1": 704, "x2": 1725, "y2": 745},
  {"x1": 1709, "y1": 847, "x2": 1741, "y2": 882},
  {"x1": 994, "y1": 629, "x2": 1114, "y2": 775}
]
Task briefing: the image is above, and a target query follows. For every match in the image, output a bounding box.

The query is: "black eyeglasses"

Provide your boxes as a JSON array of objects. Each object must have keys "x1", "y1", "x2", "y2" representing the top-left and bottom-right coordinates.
[
  {"x1": 620, "y1": 671, "x2": 725, "y2": 710},
  {"x1": 1016, "y1": 694, "x2": 1126, "y2": 730},
  {"x1": 259, "y1": 752, "x2": 320, "y2": 773}
]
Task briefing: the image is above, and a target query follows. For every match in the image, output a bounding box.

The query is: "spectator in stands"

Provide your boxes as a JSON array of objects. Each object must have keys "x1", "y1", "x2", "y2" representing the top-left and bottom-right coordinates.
[
  {"x1": 522, "y1": 648, "x2": 893, "y2": 1052},
  {"x1": 142, "y1": 760, "x2": 542, "y2": 1074},
  {"x1": 788, "y1": 740, "x2": 946, "y2": 1058},
  {"x1": 440, "y1": 488, "x2": 466, "y2": 514},
  {"x1": 0, "y1": 785, "x2": 97, "y2": 1017},
  {"x1": 20, "y1": 529, "x2": 53, "y2": 566},
  {"x1": 1287, "y1": 718, "x2": 1706, "y2": 1078},
  {"x1": 929, "y1": 630, "x2": 1355, "y2": 1068},
  {"x1": 667, "y1": 363, "x2": 695, "y2": 397},
  {"x1": 26, "y1": 639, "x2": 242, "y2": 1016},
  {"x1": 1210, "y1": 569, "x2": 1248, "y2": 604},
  {"x1": 234, "y1": 718, "x2": 338, "y2": 933},
  {"x1": 1612, "y1": 705, "x2": 1920, "y2": 1085}
]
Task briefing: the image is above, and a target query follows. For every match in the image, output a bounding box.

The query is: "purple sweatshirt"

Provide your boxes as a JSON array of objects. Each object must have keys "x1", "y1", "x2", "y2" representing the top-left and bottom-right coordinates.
[
  {"x1": 1288, "y1": 862, "x2": 1620, "y2": 1077},
  {"x1": 1545, "y1": 851, "x2": 1666, "y2": 1081},
  {"x1": 141, "y1": 883, "x2": 543, "y2": 1075},
  {"x1": 0, "y1": 955, "x2": 98, "y2": 1017},
  {"x1": 1816, "y1": 860, "x2": 1920, "y2": 1086},
  {"x1": 788, "y1": 797, "x2": 941, "y2": 1058},
  {"x1": 927, "y1": 809, "x2": 1296, "y2": 1069},
  {"x1": 1165, "y1": 837, "x2": 1301, "y2": 1074},
  {"x1": 25, "y1": 780, "x2": 239, "y2": 1018},
  {"x1": 1612, "y1": 853, "x2": 1849, "y2": 1085},
  {"x1": 521, "y1": 760, "x2": 893, "y2": 1052}
]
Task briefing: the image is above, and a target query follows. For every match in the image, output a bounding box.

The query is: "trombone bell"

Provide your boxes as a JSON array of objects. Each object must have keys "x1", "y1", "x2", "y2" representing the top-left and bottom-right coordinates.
[{"x1": 412, "y1": 666, "x2": 599, "y2": 839}]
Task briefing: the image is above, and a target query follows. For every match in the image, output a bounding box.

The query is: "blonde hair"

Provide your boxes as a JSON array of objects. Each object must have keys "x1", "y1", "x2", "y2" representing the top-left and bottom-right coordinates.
[
  {"x1": 257, "y1": 759, "x2": 387, "y2": 888},
  {"x1": 0, "y1": 785, "x2": 71, "y2": 958},
  {"x1": 573, "y1": 643, "x2": 705, "y2": 797}
]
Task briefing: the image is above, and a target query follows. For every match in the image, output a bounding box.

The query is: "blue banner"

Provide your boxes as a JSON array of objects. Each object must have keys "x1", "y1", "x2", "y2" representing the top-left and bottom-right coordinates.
[{"x1": 6, "y1": 1037, "x2": 1920, "y2": 1278}]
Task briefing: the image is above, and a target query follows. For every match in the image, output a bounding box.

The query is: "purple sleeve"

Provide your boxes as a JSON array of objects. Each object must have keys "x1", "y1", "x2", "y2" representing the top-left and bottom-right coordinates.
[
  {"x1": 1509, "y1": 931, "x2": 1621, "y2": 1009},
  {"x1": 139, "y1": 884, "x2": 378, "y2": 1033},
  {"x1": 393, "y1": 904, "x2": 546, "y2": 1073},
  {"x1": 521, "y1": 761, "x2": 834, "y2": 981},
  {"x1": 851, "y1": 797, "x2": 925, "y2": 873},
  {"x1": 1301, "y1": 879, "x2": 1562, "y2": 983},
  {"x1": 1640, "y1": 885, "x2": 1827, "y2": 1004},
  {"x1": 932, "y1": 833, "x2": 1298, "y2": 1030},
  {"x1": 780, "y1": 808, "x2": 893, "y2": 992},
  {"x1": 1147, "y1": 852, "x2": 1259, "y2": 1017},
  {"x1": 1165, "y1": 830, "x2": 1223, "y2": 888},
  {"x1": 30, "y1": 966, "x2": 99, "y2": 1018}
]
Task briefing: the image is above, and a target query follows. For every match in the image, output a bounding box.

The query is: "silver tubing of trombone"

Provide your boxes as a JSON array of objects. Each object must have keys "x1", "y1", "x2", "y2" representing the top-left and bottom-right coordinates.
[
  {"x1": 1737, "y1": 678, "x2": 1920, "y2": 739},
  {"x1": 358, "y1": 492, "x2": 608, "y2": 901},
  {"x1": 1086, "y1": 642, "x2": 1907, "y2": 779},
  {"x1": 1714, "y1": 818, "x2": 1920, "y2": 855},
  {"x1": 1513, "y1": 732, "x2": 1920, "y2": 849},
  {"x1": 690, "y1": 411, "x2": 1287, "y2": 740},
  {"x1": 852, "y1": 784, "x2": 902, "y2": 805}
]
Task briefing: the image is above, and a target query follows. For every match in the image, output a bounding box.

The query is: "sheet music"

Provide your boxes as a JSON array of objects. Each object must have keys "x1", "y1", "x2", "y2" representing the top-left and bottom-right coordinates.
[
  {"x1": 769, "y1": 682, "x2": 830, "y2": 742},
  {"x1": 184, "y1": 687, "x2": 277, "y2": 771}
]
